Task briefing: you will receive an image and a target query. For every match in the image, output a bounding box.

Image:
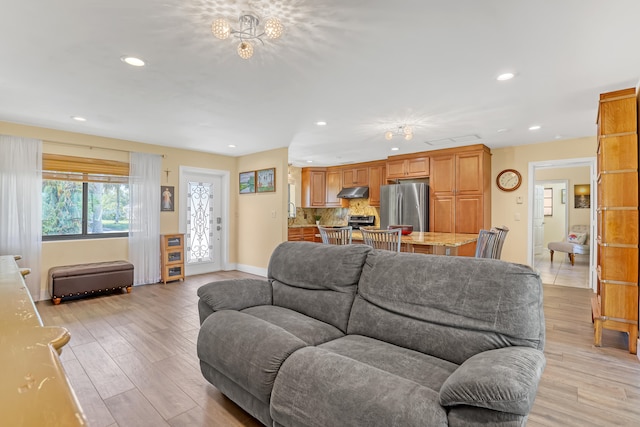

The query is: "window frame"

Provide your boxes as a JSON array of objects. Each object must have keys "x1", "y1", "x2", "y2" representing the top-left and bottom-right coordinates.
[
  {"x1": 42, "y1": 154, "x2": 130, "y2": 241},
  {"x1": 543, "y1": 187, "x2": 553, "y2": 217}
]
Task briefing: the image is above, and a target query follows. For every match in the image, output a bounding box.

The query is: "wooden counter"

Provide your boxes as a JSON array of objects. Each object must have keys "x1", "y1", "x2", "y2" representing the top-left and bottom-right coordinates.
[
  {"x1": 0, "y1": 256, "x2": 86, "y2": 426},
  {"x1": 352, "y1": 231, "x2": 478, "y2": 256}
]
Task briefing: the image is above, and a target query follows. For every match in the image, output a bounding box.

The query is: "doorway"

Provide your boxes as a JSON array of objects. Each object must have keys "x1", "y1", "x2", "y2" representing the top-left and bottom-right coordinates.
[
  {"x1": 527, "y1": 158, "x2": 596, "y2": 290},
  {"x1": 179, "y1": 166, "x2": 230, "y2": 276}
]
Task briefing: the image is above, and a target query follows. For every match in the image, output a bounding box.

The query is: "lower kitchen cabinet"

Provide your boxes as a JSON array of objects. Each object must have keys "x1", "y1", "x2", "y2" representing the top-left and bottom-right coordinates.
[{"x1": 288, "y1": 227, "x2": 321, "y2": 243}]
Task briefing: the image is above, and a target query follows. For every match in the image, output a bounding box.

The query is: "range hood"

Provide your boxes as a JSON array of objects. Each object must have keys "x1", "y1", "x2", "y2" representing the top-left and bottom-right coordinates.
[{"x1": 337, "y1": 186, "x2": 369, "y2": 199}]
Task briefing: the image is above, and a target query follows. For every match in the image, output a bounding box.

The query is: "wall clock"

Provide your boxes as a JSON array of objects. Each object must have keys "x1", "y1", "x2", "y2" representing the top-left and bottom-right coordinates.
[{"x1": 496, "y1": 169, "x2": 522, "y2": 192}]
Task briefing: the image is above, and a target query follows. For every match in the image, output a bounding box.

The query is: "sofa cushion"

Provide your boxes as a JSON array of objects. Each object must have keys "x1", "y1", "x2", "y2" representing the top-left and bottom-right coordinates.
[
  {"x1": 271, "y1": 346, "x2": 448, "y2": 427},
  {"x1": 268, "y1": 242, "x2": 371, "y2": 332},
  {"x1": 319, "y1": 335, "x2": 458, "y2": 392},
  {"x1": 348, "y1": 250, "x2": 545, "y2": 365},
  {"x1": 197, "y1": 310, "x2": 306, "y2": 404},
  {"x1": 439, "y1": 347, "x2": 546, "y2": 416},
  {"x1": 241, "y1": 305, "x2": 344, "y2": 346}
]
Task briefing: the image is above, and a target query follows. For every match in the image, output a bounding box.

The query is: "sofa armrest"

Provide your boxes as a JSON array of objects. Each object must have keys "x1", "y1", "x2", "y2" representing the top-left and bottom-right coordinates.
[
  {"x1": 439, "y1": 346, "x2": 546, "y2": 416},
  {"x1": 197, "y1": 279, "x2": 272, "y2": 324}
]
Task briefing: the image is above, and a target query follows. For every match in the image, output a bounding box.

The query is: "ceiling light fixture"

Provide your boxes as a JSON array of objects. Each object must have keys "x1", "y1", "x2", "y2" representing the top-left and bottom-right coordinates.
[
  {"x1": 71, "y1": 116, "x2": 86, "y2": 122},
  {"x1": 211, "y1": 13, "x2": 283, "y2": 60},
  {"x1": 384, "y1": 125, "x2": 414, "y2": 141},
  {"x1": 316, "y1": 121, "x2": 327, "y2": 126},
  {"x1": 529, "y1": 125, "x2": 541, "y2": 130},
  {"x1": 121, "y1": 56, "x2": 145, "y2": 67}
]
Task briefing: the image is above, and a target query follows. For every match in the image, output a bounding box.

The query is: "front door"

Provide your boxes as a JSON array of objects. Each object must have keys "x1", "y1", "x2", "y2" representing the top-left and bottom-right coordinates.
[{"x1": 180, "y1": 169, "x2": 223, "y2": 276}]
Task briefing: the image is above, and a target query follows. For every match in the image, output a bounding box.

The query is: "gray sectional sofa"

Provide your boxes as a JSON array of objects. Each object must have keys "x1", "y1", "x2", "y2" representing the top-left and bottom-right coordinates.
[{"x1": 197, "y1": 242, "x2": 546, "y2": 426}]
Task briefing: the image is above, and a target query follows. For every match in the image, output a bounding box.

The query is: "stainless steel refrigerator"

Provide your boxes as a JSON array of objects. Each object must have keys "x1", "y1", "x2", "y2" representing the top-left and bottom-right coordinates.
[{"x1": 380, "y1": 183, "x2": 429, "y2": 231}]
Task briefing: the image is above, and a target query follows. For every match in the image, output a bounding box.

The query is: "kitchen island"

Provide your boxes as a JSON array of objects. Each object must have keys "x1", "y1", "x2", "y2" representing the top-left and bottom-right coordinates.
[{"x1": 352, "y1": 230, "x2": 478, "y2": 256}]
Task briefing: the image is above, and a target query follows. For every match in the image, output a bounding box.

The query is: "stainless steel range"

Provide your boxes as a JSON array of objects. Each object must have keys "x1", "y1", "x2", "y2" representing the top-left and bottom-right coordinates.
[{"x1": 347, "y1": 215, "x2": 376, "y2": 230}]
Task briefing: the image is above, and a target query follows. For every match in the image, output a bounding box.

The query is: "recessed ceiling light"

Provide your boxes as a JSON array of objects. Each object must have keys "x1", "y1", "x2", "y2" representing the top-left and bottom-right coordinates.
[
  {"x1": 529, "y1": 125, "x2": 541, "y2": 131},
  {"x1": 497, "y1": 72, "x2": 515, "y2": 81},
  {"x1": 121, "y1": 56, "x2": 145, "y2": 67},
  {"x1": 316, "y1": 121, "x2": 327, "y2": 126},
  {"x1": 71, "y1": 116, "x2": 86, "y2": 122},
  {"x1": 306, "y1": 160, "x2": 313, "y2": 163},
  {"x1": 391, "y1": 147, "x2": 399, "y2": 151},
  {"x1": 228, "y1": 144, "x2": 236, "y2": 148},
  {"x1": 497, "y1": 128, "x2": 509, "y2": 133}
]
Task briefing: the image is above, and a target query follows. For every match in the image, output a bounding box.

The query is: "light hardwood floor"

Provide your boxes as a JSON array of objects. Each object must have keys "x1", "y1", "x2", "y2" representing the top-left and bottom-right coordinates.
[{"x1": 36, "y1": 268, "x2": 640, "y2": 426}]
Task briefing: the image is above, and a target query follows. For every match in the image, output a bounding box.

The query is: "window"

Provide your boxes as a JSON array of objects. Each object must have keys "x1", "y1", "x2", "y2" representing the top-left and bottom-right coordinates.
[
  {"x1": 42, "y1": 154, "x2": 130, "y2": 240},
  {"x1": 543, "y1": 188, "x2": 553, "y2": 216}
]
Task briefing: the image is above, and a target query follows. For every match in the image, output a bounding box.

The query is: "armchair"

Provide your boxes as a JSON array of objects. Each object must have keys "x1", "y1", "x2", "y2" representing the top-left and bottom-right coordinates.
[{"x1": 547, "y1": 225, "x2": 590, "y2": 266}]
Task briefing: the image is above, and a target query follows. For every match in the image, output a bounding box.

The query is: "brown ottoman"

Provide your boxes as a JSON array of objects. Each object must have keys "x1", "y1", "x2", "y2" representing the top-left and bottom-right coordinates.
[{"x1": 48, "y1": 260, "x2": 134, "y2": 304}]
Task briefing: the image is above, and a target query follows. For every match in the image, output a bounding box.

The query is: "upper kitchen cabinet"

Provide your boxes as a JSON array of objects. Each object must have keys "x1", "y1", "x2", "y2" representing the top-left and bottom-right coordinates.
[
  {"x1": 429, "y1": 145, "x2": 491, "y2": 234},
  {"x1": 325, "y1": 168, "x2": 343, "y2": 207},
  {"x1": 301, "y1": 167, "x2": 342, "y2": 207},
  {"x1": 301, "y1": 168, "x2": 326, "y2": 207},
  {"x1": 342, "y1": 166, "x2": 369, "y2": 188},
  {"x1": 367, "y1": 163, "x2": 385, "y2": 207},
  {"x1": 386, "y1": 156, "x2": 429, "y2": 180}
]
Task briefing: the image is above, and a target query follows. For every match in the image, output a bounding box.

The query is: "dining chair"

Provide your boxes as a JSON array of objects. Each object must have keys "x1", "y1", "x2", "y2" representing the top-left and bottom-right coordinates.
[
  {"x1": 318, "y1": 226, "x2": 353, "y2": 245},
  {"x1": 474, "y1": 229, "x2": 498, "y2": 258},
  {"x1": 360, "y1": 228, "x2": 402, "y2": 252},
  {"x1": 489, "y1": 225, "x2": 510, "y2": 259}
]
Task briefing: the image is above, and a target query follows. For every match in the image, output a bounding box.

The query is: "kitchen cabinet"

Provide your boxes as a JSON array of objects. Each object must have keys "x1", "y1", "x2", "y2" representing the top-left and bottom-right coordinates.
[
  {"x1": 594, "y1": 87, "x2": 638, "y2": 354},
  {"x1": 288, "y1": 227, "x2": 320, "y2": 243},
  {"x1": 326, "y1": 168, "x2": 342, "y2": 207},
  {"x1": 429, "y1": 145, "x2": 491, "y2": 234},
  {"x1": 302, "y1": 168, "x2": 326, "y2": 207},
  {"x1": 368, "y1": 164, "x2": 385, "y2": 207},
  {"x1": 342, "y1": 167, "x2": 368, "y2": 187},
  {"x1": 386, "y1": 156, "x2": 429, "y2": 180},
  {"x1": 302, "y1": 167, "x2": 342, "y2": 207}
]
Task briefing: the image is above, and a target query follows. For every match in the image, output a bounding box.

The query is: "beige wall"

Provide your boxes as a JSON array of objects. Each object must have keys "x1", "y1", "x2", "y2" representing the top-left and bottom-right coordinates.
[
  {"x1": 491, "y1": 136, "x2": 597, "y2": 265},
  {"x1": 236, "y1": 148, "x2": 289, "y2": 274}
]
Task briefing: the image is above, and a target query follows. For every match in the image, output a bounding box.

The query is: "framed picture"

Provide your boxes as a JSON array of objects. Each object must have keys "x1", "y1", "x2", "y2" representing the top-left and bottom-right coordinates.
[
  {"x1": 574, "y1": 184, "x2": 590, "y2": 209},
  {"x1": 161, "y1": 186, "x2": 175, "y2": 212},
  {"x1": 239, "y1": 171, "x2": 255, "y2": 194},
  {"x1": 256, "y1": 168, "x2": 276, "y2": 193}
]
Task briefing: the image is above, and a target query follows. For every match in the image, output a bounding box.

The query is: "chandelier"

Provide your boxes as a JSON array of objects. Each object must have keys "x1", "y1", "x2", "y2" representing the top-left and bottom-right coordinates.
[
  {"x1": 211, "y1": 13, "x2": 284, "y2": 59},
  {"x1": 384, "y1": 125, "x2": 414, "y2": 141}
]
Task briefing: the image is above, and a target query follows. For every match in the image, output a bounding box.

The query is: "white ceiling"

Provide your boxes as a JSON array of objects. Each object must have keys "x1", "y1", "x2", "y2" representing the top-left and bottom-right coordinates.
[{"x1": 2, "y1": 0, "x2": 639, "y2": 167}]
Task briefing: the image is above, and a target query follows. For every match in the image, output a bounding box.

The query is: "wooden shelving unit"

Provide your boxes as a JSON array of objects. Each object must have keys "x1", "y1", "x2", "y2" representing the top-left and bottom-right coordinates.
[
  {"x1": 161, "y1": 234, "x2": 184, "y2": 284},
  {"x1": 594, "y1": 87, "x2": 639, "y2": 354}
]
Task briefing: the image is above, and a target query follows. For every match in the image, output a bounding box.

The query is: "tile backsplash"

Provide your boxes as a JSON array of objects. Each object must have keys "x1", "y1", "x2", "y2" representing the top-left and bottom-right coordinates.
[{"x1": 287, "y1": 199, "x2": 380, "y2": 227}]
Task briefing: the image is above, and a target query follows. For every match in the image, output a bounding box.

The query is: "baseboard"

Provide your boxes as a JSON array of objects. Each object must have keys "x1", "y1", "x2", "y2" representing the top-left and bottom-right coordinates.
[{"x1": 235, "y1": 264, "x2": 267, "y2": 277}]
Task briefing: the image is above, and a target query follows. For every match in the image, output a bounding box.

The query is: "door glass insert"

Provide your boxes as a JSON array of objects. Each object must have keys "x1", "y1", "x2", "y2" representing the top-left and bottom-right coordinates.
[{"x1": 187, "y1": 181, "x2": 214, "y2": 264}]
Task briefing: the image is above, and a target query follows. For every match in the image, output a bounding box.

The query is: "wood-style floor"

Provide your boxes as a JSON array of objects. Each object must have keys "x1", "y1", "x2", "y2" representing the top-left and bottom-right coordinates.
[{"x1": 36, "y1": 267, "x2": 640, "y2": 426}]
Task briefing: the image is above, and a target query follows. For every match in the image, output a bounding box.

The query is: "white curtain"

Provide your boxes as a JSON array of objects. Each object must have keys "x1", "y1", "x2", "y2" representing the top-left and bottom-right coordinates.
[
  {"x1": 129, "y1": 152, "x2": 161, "y2": 285},
  {"x1": 0, "y1": 135, "x2": 42, "y2": 299}
]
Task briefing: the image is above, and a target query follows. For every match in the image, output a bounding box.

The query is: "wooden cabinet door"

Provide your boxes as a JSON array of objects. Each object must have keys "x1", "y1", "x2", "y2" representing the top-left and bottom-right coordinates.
[
  {"x1": 406, "y1": 157, "x2": 429, "y2": 177},
  {"x1": 430, "y1": 155, "x2": 455, "y2": 195},
  {"x1": 309, "y1": 170, "x2": 326, "y2": 207},
  {"x1": 343, "y1": 167, "x2": 369, "y2": 187},
  {"x1": 430, "y1": 195, "x2": 454, "y2": 233},
  {"x1": 386, "y1": 159, "x2": 406, "y2": 180},
  {"x1": 288, "y1": 228, "x2": 303, "y2": 241},
  {"x1": 456, "y1": 151, "x2": 484, "y2": 194},
  {"x1": 368, "y1": 165, "x2": 384, "y2": 207},
  {"x1": 455, "y1": 195, "x2": 483, "y2": 234},
  {"x1": 325, "y1": 169, "x2": 342, "y2": 207}
]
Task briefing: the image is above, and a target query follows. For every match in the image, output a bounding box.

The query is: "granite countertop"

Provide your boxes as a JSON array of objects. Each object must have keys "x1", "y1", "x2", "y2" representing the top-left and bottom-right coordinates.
[{"x1": 351, "y1": 231, "x2": 478, "y2": 247}]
